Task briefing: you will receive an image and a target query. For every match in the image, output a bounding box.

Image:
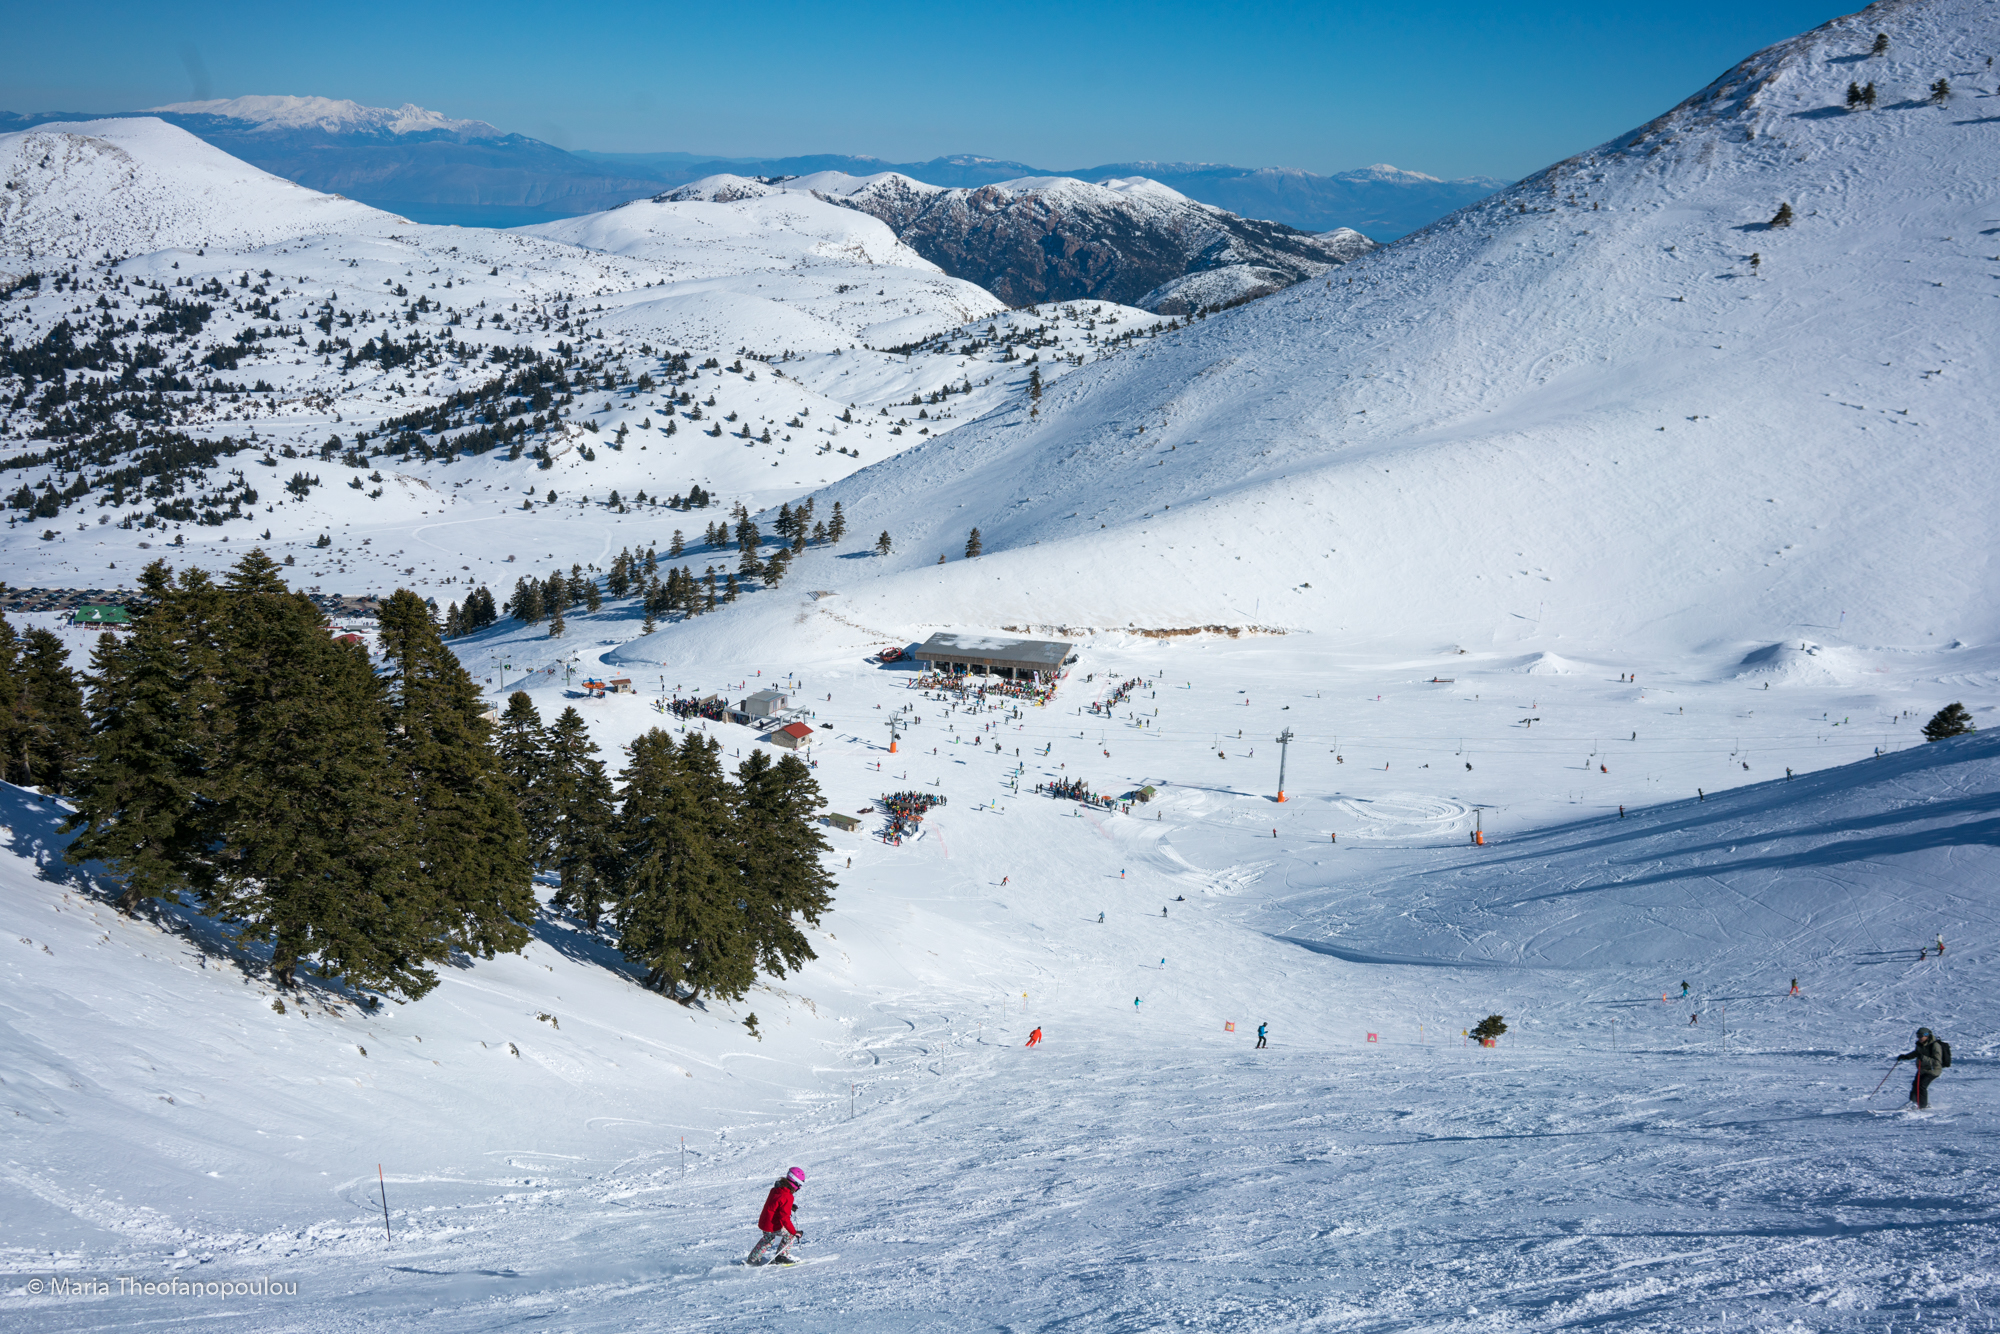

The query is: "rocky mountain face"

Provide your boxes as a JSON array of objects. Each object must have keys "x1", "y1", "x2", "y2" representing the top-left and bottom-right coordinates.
[{"x1": 662, "y1": 173, "x2": 1375, "y2": 311}]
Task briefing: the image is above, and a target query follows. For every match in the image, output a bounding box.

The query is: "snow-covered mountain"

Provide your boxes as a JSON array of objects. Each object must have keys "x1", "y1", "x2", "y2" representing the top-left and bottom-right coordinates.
[
  {"x1": 788, "y1": 0, "x2": 2000, "y2": 656},
  {"x1": 145, "y1": 95, "x2": 507, "y2": 140},
  {"x1": 660, "y1": 170, "x2": 1375, "y2": 311},
  {"x1": 0, "y1": 118, "x2": 1170, "y2": 594},
  {"x1": 0, "y1": 118, "x2": 387, "y2": 262}
]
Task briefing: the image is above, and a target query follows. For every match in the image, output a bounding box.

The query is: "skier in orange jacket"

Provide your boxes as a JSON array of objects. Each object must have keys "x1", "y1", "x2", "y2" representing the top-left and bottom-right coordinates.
[{"x1": 1025, "y1": 1027, "x2": 1043, "y2": 1047}]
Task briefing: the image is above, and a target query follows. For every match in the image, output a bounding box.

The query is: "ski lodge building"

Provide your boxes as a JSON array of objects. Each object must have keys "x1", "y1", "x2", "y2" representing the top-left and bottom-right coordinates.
[{"x1": 912, "y1": 632, "x2": 1074, "y2": 681}]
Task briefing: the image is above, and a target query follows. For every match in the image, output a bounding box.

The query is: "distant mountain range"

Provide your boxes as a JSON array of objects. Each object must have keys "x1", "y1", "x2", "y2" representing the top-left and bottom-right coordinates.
[
  {"x1": 678, "y1": 172, "x2": 1377, "y2": 311},
  {"x1": 0, "y1": 96, "x2": 1505, "y2": 239}
]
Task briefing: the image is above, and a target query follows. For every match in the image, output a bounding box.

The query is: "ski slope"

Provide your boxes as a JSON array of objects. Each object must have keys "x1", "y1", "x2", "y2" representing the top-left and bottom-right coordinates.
[{"x1": 3, "y1": 602, "x2": 1996, "y2": 1331}]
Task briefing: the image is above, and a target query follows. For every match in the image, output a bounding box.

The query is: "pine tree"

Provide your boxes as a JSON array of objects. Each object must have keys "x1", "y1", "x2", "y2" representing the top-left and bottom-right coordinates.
[
  {"x1": 1863, "y1": 81, "x2": 1878, "y2": 106},
  {"x1": 1922, "y1": 702, "x2": 1975, "y2": 742},
  {"x1": 64, "y1": 562, "x2": 228, "y2": 914},
  {"x1": 513, "y1": 577, "x2": 544, "y2": 624},
  {"x1": 612, "y1": 730, "x2": 756, "y2": 1001},
  {"x1": 204, "y1": 552, "x2": 439, "y2": 996},
  {"x1": 10, "y1": 627, "x2": 87, "y2": 793},
  {"x1": 495, "y1": 690, "x2": 555, "y2": 865},
  {"x1": 544, "y1": 706, "x2": 617, "y2": 929},
  {"x1": 549, "y1": 600, "x2": 566, "y2": 638},
  {"x1": 1769, "y1": 202, "x2": 1794, "y2": 228},
  {"x1": 1931, "y1": 77, "x2": 1951, "y2": 104},
  {"x1": 725, "y1": 573, "x2": 740, "y2": 603},
  {"x1": 733, "y1": 750, "x2": 834, "y2": 979},
  {"x1": 827, "y1": 502, "x2": 847, "y2": 545},
  {"x1": 812, "y1": 520, "x2": 827, "y2": 544},
  {"x1": 584, "y1": 578, "x2": 602, "y2": 613},
  {"x1": 965, "y1": 527, "x2": 983, "y2": 558},
  {"x1": 763, "y1": 548, "x2": 790, "y2": 586},
  {"x1": 1846, "y1": 80, "x2": 1864, "y2": 108},
  {"x1": 1871, "y1": 31, "x2": 1888, "y2": 55},
  {"x1": 875, "y1": 530, "x2": 892, "y2": 556},
  {"x1": 377, "y1": 590, "x2": 535, "y2": 964},
  {"x1": 669, "y1": 530, "x2": 684, "y2": 558},
  {"x1": 1470, "y1": 1014, "x2": 1508, "y2": 1043}
]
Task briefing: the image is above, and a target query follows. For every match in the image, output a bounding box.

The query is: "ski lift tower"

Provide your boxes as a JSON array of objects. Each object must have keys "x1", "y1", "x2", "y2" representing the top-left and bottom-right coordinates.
[
  {"x1": 1470, "y1": 803, "x2": 1494, "y2": 847},
  {"x1": 887, "y1": 717, "x2": 901, "y2": 754},
  {"x1": 1274, "y1": 727, "x2": 1295, "y2": 803}
]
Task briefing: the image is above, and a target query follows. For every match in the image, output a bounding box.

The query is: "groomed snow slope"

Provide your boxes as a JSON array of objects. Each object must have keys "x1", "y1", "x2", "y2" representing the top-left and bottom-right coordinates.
[
  {"x1": 797, "y1": 0, "x2": 2000, "y2": 656},
  {"x1": 4, "y1": 607, "x2": 1996, "y2": 1331}
]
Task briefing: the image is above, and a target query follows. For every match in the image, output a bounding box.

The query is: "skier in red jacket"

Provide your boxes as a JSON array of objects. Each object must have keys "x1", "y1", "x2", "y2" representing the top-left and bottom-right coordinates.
[{"x1": 747, "y1": 1167, "x2": 806, "y2": 1265}]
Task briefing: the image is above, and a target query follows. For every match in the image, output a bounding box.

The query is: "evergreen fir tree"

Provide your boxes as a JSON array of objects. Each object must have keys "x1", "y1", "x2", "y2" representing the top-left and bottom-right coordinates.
[
  {"x1": 204, "y1": 552, "x2": 440, "y2": 996},
  {"x1": 1846, "y1": 80, "x2": 1864, "y2": 108},
  {"x1": 494, "y1": 690, "x2": 555, "y2": 866},
  {"x1": 1470, "y1": 1014, "x2": 1508, "y2": 1043},
  {"x1": 1871, "y1": 31, "x2": 1888, "y2": 55},
  {"x1": 545, "y1": 706, "x2": 617, "y2": 929},
  {"x1": 1862, "y1": 81, "x2": 1878, "y2": 106},
  {"x1": 1923, "y1": 702, "x2": 1975, "y2": 742},
  {"x1": 669, "y1": 530, "x2": 684, "y2": 558},
  {"x1": 549, "y1": 600, "x2": 566, "y2": 638},
  {"x1": 377, "y1": 590, "x2": 535, "y2": 964},
  {"x1": 875, "y1": 530, "x2": 892, "y2": 556},
  {"x1": 1769, "y1": 202, "x2": 1794, "y2": 228},
  {"x1": 1931, "y1": 77, "x2": 1951, "y2": 103},
  {"x1": 827, "y1": 502, "x2": 847, "y2": 545},
  {"x1": 64, "y1": 562, "x2": 229, "y2": 914},
  {"x1": 584, "y1": 579, "x2": 602, "y2": 613},
  {"x1": 612, "y1": 730, "x2": 756, "y2": 1001},
  {"x1": 725, "y1": 574, "x2": 740, "y2": 603},
  {"x1": 733, "y1": 750, "x2": 834, "y2": 979},
  {"x1": 763, "y1": 548, "x2": 790, "y2": 586},
  {"x1": 10, "y1": 628, "x2": 87, "y2": 793},
  {"x1": 965, "y1": 527, "x2": 983, "y2": 558},
  {"x1": 513, "y1": 577, "x2": 544, "y2": 624}
]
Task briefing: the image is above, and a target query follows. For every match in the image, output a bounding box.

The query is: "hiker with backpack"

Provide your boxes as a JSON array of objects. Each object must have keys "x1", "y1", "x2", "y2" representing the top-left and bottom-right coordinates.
[{"x1": 1894, "y1": 1028, "x2": 1950, "y2": 1109}]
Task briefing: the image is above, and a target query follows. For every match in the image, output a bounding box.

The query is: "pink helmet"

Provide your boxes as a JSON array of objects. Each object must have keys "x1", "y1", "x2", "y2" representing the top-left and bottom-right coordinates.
[{"x1": 787, "y1": 1167, "x2": 806, "y2": 1187}]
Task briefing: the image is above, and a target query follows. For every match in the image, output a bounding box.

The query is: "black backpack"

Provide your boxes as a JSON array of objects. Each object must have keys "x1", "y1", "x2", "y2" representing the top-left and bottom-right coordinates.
[{"x1": 1939, "y1": 1040, "x2": 1952, "y2": 1069}]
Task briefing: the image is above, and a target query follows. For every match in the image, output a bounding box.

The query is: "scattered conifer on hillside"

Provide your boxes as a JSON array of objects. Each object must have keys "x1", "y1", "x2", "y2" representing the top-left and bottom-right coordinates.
[
  {"x1": 1931, "y1": 77, "x2": 1951, "y2": 103},
  {"x1": 548, "y1": 600, "x2": 565, "y2": 638},
  {"x1": 1871, "y1": 31, "x2": 1889, "y2": 55},
  {"x1": 876, "y1": 530, "x2": 893, "y2": 556},
  {"x1": 1922, "y1": 702, "x2": 1975, "y2": 742},
  {"x1": 1470, "y1": 1014, "x2": 1508, "y2": 1044},
  {"x1": 1845, "y1": 81, "x2": 1864, "y2": 108},
  {"x1": 495, "y1": 691, "x2": 555, "y2": 865},
  {"x1": 1862, "y1": 81, "x2": 1878, "y2": 106},
  {"x1": 965, "y1": 527, "x2": 983, "y2": 558},
  {"x1": 828, "y1": 502, "x2": 847, "y2": 545},
  {"x1": 1769, "y1": 202, "x2": 1794, "y2": 228}
]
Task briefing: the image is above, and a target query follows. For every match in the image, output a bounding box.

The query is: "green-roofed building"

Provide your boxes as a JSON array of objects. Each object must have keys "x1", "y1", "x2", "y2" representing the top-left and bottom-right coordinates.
[{"x1": 70, "y1": 604, "x2": 132, "y2": 629}]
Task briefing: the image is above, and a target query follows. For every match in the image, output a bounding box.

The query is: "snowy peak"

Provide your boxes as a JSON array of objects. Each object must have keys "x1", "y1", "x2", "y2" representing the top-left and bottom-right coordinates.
[
  {"x1": 0, "y1": 117, "x2": 390, "y2": 261},
  {"x1": 145, "y1": 94, "x2": 505, "y2": 140}
]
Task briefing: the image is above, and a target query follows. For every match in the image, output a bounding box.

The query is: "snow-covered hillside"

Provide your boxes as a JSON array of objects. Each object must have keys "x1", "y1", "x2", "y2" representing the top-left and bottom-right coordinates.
[
  {"x1": 789, "y1": 0, "x2": 2000, "y2": 659},
  {"x1": 783, "y1": 169, "x2": 1376, "y2": 309},
  {"x1": 0, "y1": 118, "x2": 386, "y2": 263},
  {"x1": 0, "y1": 119, "x2": 1177, "y2": 594}
]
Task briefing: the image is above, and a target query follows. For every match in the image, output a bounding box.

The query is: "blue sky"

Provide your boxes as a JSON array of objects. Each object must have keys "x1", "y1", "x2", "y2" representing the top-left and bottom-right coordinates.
[{"x1": 2, "y1": 0, "x2": 1849, "y2": 180}]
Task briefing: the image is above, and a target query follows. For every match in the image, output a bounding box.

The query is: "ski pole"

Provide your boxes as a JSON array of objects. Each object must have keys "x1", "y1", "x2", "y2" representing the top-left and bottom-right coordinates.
[{"x1": 1871, "y1": 1060, "x2": 1899, "y2": 1094}]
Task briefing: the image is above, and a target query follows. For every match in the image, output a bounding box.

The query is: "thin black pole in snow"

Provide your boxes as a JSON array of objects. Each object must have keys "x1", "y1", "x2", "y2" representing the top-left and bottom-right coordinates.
[
  {"x1": 377, "y1": 1164, "x2": 392, "y2": 1245},
  {"x1": 1872, "y1": 1061, "x2": 1900, "y2": 1095}
]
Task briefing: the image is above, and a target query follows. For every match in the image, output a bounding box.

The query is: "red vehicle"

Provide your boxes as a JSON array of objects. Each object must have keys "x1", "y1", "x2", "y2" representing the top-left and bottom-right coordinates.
[{"x1": 877, "y1": 646, "x2": 903, "y2": 662}]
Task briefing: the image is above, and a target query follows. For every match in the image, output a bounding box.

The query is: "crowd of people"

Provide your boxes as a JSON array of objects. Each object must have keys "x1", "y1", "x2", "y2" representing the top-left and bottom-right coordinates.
[
  {"x1": 880, "y1": 790, "x2": 948, "y2": 841},
  {"x1": 1036, "y1": 777, "x2": 1120, "y2": 809},
  {"x1": 1086, "y1": 676, "x2": 1145, "y2": 715},
  {"x1": 910, "y1": 673, "x2": 1059, "y2": 704},
  {"x1": 663, "y1": 694, "x2": 730, "y2": 722}
]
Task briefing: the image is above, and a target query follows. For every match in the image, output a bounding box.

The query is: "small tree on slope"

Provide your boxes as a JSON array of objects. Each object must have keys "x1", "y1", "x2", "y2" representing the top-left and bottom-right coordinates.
[
  {"x1": 1923, "y1": 703, "x2": 1975, "y2": 742},
  {"x1": 1470, "y1": 1014, "x2": 1508, "y2": 1044}
]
